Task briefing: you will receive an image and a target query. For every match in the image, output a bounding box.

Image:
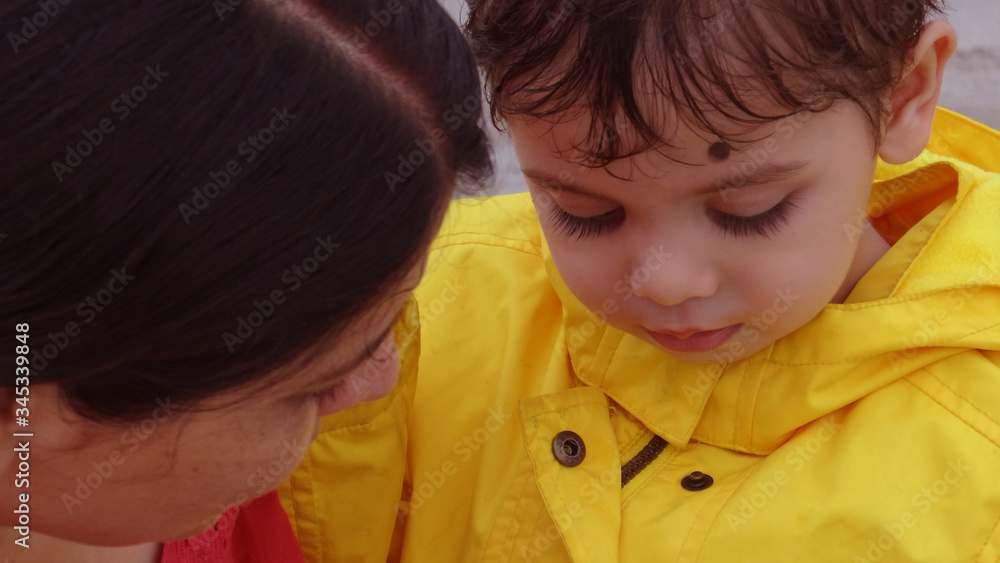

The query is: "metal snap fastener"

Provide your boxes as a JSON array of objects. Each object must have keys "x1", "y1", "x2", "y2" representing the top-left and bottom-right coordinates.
[
  {"x1": 552, "y1": 431, "x2": 586, "y2": 467},
  {"x1": 681, "y1": 471, "x2": 714, "y2": 491}
]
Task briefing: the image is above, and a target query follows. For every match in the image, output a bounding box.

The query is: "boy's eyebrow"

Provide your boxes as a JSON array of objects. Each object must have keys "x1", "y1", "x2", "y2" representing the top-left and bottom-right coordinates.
[
  {"x1": 520, "y1": 169, "x2": 609, "y2": 199},
  {"x1": 701, "y1": 160, "x2": 811, "y2": 194},
  {"x1": 522, "y1": 160, "x2": 810, "y2": 199}
]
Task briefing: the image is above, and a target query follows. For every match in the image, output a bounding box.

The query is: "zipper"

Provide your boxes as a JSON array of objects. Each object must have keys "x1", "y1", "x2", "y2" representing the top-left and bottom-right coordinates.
[{"x1": 620, "y1": 435, "x2": 668, "y2": 487}]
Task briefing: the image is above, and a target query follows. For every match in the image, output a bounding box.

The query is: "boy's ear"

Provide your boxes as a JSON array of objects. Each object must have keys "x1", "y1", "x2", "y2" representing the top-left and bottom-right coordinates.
[{"x1": 879, "y1": 20, "x2": 957, "y2": 165}]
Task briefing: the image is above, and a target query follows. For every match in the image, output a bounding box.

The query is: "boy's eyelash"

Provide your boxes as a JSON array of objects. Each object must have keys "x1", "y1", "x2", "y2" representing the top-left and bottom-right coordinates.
[
  {"x1": 547, "y1": 197, "x2": 798, "y2": 241},
  {"x1": 708, "y1": 198, "x2": 799, "y2": 239},
  {"x1": 548, "y1": 206, "x2": 625, "y2": 240}
]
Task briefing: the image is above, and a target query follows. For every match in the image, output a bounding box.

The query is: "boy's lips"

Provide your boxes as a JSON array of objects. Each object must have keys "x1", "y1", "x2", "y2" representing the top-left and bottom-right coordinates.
[{"x1": 646, "y1": 324, "x2": 742, "y2": 353}]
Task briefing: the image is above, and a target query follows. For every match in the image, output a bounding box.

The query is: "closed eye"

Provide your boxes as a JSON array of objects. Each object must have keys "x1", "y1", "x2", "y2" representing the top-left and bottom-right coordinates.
[
  {"x1": 707, "y1": 197, "x2": 799, "y2": 239},
  {"x1": 548, "y1": 206, "x2": 625, "y2": 240}
]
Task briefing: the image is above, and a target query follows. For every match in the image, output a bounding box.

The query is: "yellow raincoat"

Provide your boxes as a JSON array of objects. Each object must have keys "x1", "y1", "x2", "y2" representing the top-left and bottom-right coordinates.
[{"x1": 279, "y1": 108, "x2": 1000, "y2": 562}]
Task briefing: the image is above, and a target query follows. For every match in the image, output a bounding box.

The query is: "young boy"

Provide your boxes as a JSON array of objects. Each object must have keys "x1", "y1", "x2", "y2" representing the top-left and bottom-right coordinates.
[{"x1": 279, "y1": 1, "x2": 1000, "y2": 560}]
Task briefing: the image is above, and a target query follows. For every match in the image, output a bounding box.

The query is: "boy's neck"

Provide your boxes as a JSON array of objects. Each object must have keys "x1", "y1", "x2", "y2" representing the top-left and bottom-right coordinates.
[{"x1": 830, "y1": 223, "x2": 892, "y2": 304}]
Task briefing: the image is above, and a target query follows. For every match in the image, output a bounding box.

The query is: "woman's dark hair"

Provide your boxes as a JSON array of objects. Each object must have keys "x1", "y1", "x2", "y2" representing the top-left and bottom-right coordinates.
[
  {"x1": 466, "y1": 0, "x2": 945, "y2": 164},
  {"x1": 1, "y1": 0, "x2": 491, "y2": 421}
]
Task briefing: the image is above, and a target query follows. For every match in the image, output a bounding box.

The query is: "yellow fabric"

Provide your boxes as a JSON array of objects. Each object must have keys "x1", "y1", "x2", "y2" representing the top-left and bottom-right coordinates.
[
  {"x1": 280, "y1": 108, "x2": 1000, "y2": 562},
  {"x1": 277, "y1": 296, "x2": 420, "y2": 562}
]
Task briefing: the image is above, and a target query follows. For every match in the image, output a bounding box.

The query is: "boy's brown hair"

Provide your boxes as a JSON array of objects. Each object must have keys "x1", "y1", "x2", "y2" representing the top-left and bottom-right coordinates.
[{"x1": 466, "y1": 0, "x2": 946, "y2": 164}]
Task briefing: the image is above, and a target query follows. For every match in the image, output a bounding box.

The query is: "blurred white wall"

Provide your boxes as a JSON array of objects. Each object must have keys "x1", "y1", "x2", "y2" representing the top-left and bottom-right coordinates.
[
  {"x1": 439, "y1": 0, "x2": 1000, "y2": 195},
  {"x1": 938, "y1": 0, "x2": 1000, "y2": 129}
]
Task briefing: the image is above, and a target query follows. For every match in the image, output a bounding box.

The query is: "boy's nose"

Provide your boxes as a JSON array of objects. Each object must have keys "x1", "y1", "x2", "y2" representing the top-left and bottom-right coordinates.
[{"x1": 628, "y1": 246, "x2": 719, "y2": 306}]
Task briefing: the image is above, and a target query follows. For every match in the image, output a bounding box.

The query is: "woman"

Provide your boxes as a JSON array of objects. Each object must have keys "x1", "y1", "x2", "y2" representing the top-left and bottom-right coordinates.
[{"x1": 0, "y1": 0, "x2": 490, "y2": 560}]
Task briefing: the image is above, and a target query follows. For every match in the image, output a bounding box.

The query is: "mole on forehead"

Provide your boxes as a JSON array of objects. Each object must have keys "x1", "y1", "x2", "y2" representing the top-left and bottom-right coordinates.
[{"x1": 707, "y1": 141, "x2": 731, "y2": 162}]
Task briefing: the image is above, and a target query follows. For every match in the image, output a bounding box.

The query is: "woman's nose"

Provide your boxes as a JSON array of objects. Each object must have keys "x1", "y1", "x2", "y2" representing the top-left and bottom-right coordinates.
[{"x1": 628, "y1": 245, "x2": 719, "y2": 306}]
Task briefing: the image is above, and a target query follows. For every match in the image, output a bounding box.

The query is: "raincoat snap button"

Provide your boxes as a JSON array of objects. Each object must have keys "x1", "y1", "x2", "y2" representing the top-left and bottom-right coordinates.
[
  {"x1": 552, "y1": 431, "x2": 586, "y2": 467},
  {"x1": 681, "y1": 471, "x2": 714, "y2": 491}
]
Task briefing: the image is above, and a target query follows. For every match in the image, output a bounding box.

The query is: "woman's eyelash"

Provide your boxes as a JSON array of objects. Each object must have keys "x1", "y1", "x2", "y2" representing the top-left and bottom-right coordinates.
[
  {"x1": 709, "y1": 198, "x2": 799, "y2": 239},
  {"x1": 548, "y1": 206, "x2": 625, "y2": 240},
  {"x1": 312, "y1": 376, "x2": 349, "y2": 402}
]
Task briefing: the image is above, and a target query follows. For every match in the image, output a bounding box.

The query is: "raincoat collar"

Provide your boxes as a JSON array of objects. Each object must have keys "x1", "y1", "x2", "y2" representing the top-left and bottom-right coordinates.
[{"x1": 543, "y1": 108, "x2": 1000, "y2": 455}]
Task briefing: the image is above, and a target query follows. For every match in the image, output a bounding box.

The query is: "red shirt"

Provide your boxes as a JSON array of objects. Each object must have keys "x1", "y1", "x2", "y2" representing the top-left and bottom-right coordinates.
[{"x1": 160, "y1": 491, "x2": 304, "y2": 563}]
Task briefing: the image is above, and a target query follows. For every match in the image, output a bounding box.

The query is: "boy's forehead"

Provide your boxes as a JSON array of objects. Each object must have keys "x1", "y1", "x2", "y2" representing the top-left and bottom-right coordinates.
[
  {"x1": 506, "y1": 105, "x2": 784, "y2": 167},
  {"x1": 509, "y1": 102, "x2": 876, "y2": 202},
  {"x1": 479, "y1": 0, "x2": 909, "y2": 168},
  {"x1": 498, "y1": 28, "x2": 799, "y2": 166},
  {"x1": 502, "y1": 24, "x2": 818, "y2": 166}
]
